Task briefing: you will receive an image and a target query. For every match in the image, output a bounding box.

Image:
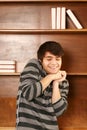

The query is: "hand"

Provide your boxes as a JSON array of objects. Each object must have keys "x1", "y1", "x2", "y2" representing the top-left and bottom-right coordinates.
[{"x1": 52, "y1": 70, "x2": 67, "y2": 82}]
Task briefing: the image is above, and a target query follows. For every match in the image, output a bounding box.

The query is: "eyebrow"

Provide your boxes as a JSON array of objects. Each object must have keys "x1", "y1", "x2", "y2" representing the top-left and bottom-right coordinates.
[{"x1": 44, "y1": 56, "x2": 60, "y2": 58}]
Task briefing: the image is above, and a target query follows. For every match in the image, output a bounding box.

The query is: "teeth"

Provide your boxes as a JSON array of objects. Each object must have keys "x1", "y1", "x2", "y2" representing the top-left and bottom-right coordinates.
[{"x1": 50, "y1": 67, "x2": 56, "y2": 69}]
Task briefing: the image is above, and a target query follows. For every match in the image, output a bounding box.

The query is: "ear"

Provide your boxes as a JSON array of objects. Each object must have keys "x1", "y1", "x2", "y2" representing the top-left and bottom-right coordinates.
[{"x1": 38, "y1": 59, "x2": 41, "y2": 63}]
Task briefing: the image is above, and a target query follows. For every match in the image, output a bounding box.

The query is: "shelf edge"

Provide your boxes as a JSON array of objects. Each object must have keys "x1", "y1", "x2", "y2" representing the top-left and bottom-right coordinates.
[{"x1": 0, "y1": 29, "x2": 87, "y2": 34}]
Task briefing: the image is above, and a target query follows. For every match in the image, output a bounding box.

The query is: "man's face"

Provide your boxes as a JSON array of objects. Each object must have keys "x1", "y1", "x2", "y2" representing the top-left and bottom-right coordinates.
[{"x1": 42, "y1": 51, "x2": 62, "y2": 74}]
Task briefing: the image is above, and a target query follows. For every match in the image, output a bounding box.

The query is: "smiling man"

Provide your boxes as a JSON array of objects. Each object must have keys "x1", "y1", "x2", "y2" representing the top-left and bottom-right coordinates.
[{"x1": 16, "y1": 41, "x2": 69, "y2": 130}]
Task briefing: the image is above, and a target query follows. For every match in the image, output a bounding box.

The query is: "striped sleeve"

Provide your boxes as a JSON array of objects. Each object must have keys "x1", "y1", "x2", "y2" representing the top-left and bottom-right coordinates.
[
  {"x1": 53, "y1": 80, "x2": 69, "y2": 117},
  {"x1": 19, "y1": 59, "x2": 43, "y2": 101}
]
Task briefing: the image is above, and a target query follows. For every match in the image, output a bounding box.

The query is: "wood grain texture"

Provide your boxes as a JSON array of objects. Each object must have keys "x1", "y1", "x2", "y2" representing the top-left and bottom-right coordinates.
[
  {"x1": 0, "y1": 1, "x2": 87, "y2": 130},
  {"x1": 0, "y1": 2, "x2": 86, "y2": 29},
  {"x1": 0, "y1": 33, "x2": 87, "y2": 73},
  {"x1": 0, "y1": 98, "x2": 16, "y2": 127}
]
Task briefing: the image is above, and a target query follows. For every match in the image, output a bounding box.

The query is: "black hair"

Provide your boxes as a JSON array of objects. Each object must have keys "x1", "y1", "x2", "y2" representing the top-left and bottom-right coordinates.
[{"x1": 37, "y1": 41, "x2": 64, "y2": 61}]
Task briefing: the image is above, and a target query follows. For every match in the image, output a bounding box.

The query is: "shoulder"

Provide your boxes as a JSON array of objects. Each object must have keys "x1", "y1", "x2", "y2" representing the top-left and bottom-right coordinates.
[
  {"x1": 22, "y1": 58, "x2": 43, "y2": 73},
  {"x1": 25, "y1": 58, "x2": 41, "y2": 68},
  {"x1": 20, "y1": 59, "x2": 41, "y2": 76}
]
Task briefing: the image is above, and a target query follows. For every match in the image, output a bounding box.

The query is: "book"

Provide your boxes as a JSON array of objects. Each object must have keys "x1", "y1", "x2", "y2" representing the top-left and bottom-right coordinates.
[
  {"x1": 66, "y1": 9, "x2": 83, "y2": 29},
  {"x1": 51, "y1": 8, "x2": 56, "y2": 29},
  {"x1": 0, "y1": 64, "x2": 15, "y2": 69},
  {"x1": 0, "y1": 60, "x2": 16, "y2": 72},
  {"x1": 0, "y1": 60, "x2": 16, "y2": 65},
  {"x1": 53, "y1": 7, "x2": 66, "y2": 29},
  {"x1": 0, "y1": 69, "x2": 15, "y2": 73},
  {"x1": 61, "y1": 7, "x2": 66, "y2": 29},
  {"x1": 57, "y1": 7, "x2": 61, "y2": 29}
]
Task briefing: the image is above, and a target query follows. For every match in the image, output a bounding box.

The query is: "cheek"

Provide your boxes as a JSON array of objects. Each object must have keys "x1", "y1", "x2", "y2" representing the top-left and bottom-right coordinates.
[
  {"x1": 58, "y1": 60, "x2": 62, "y2": 65},
  {"x1": 42, "y1": 61, "x2": 48, "y2": 68}
]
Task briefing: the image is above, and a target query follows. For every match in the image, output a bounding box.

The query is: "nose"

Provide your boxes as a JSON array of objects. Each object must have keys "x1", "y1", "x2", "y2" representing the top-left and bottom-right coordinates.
[{"x1": 51, "y1": 58, "x2": 57, "y2": 65}]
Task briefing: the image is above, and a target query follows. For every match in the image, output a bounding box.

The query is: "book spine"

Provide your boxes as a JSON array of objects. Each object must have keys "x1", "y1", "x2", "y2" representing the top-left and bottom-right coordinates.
[
  {"x1": 57, "y1": 7, "x2": 61, "y2": 29},
  {"x1": 0, "y1": 64, "x2": 15, "y2": 69},
  {"x1": 0, "y1": 69, "x2": 15, "y2": 72},
  {"x1": 0, "y1": 60, "x2": 16, "y2": 65},
  {"x1": 0, "y1": 60, "x2": 16, "y2": 72},
  {"x1": 61, "y1": 7, "x2": 66, "y2": 29},
  {"x1": 51, "y1": 8, "x2": 56, "y2": 29},
  {"x1": 66, "y1": 9, "x2": 83, "y2": 29}
]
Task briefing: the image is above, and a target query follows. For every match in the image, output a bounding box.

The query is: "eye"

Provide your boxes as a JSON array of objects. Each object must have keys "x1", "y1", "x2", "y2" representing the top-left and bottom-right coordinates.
[
  {"x1": 56, "y1": 58, "x2": 61, "y2": 61},
  {"x1": 47, "y1": 58, "x2": 52, "y2": 61}
]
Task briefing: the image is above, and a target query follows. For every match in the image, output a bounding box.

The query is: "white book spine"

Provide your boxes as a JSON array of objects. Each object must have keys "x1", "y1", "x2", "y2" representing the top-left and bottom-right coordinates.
[
  {"x1": 0, "y1": 64, "x2": 15, "y2": 69},
  {"x1": 0, "y1": 60, "x2": 15, "y2": 65},
  {"x1": 57, "y1": 7, "x2": 61, "y2": 29},
  {"x1": 0, "y1": 69, "x2": 15, "y2": 72},
  {"x1": 51, "y1": 8, "x2": 56, "y2": 29},
  {"x1": 61, "y1": 7, "x2": 66, "y2": 29},
  {"x1": 66, "y1": 9, "x2": 83, "y2": 29}
]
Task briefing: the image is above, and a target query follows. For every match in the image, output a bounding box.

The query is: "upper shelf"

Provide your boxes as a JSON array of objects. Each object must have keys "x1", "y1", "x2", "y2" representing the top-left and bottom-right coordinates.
[
  {"x1": 0, "y1": 0, "x2": 86, "y2": 2},
  {"x1": 0, "y1": 29, "x2": 87, "y2": 34}
]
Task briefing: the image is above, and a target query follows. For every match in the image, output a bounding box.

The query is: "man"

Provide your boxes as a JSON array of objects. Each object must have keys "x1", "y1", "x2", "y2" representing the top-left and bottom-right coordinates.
[{"x1": 16, "y1": 41, "x2": 69, "y2": 130}]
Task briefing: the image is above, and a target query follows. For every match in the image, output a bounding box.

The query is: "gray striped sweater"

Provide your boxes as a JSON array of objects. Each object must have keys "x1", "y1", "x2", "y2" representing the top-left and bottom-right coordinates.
[{"x1": 16, "y1": 58, "x2": 69, "y2": 130}]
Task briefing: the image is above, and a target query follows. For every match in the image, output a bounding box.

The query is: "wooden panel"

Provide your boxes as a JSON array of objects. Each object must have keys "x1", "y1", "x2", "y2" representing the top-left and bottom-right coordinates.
[
  {"x1": 0, "y1": 34, "x2": 40, "y2": 72},
  {"x1": 58, "y1": 75, "x2": 87, "y2": 128},
  {"x1": 0, "y1": 98, "x2": 16, "y2": 127},
  {"x1": 0, "y1": 75, "x2": 19, "y2": 97},
  {"x1": 0, "y1": 34, "x2": 87, "y2": 73},
  {"x1": 0, "y1": 2, "x2": 86, "y2": 29}
]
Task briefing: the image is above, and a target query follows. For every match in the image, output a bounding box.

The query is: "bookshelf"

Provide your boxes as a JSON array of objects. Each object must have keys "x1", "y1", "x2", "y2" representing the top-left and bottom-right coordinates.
[{"x1": 0, "y1": 0, "x2": 87, "y2": 130}]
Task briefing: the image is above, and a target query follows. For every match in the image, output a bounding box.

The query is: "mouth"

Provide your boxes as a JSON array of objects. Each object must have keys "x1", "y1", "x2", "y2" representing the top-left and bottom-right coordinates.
[{"x1": 49, "y1": 66, "x2": 58, "y2": 70}]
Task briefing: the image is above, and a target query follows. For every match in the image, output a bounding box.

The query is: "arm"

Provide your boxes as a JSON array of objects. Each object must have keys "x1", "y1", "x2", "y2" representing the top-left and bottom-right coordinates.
[
  {"x1": 40, "y1": 70, "x2": 66, "y2": 91},
  {"x1": 19, "y1": 59, "x2": 62, "y2": 101},
  {"x1": 52, "y1": 70, "x2": 67, "y2": 104},
  {"x1": 19, "y1": 59, "x2": 43, "y2": 101},
  {"x1": 51, "y1": 71, "x2": 69, "y2": 117},
  {"x1": 52, "y1": 79, "x2": 69, "y2": 117},
  {"x1": 19, "y1": 59, "x2": 63, "y2": 101}
]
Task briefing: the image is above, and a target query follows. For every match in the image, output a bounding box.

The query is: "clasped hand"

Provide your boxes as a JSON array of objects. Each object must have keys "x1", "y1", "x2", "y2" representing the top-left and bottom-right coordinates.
[{"x1": 52, "y1": 70, "x2": 67, "y2": 82}]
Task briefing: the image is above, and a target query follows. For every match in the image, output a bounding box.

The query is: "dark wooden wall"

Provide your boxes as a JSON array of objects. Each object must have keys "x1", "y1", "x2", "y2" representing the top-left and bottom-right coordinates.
[{"x1": 0, "y1": 1, "x2": 87, "y2": 130}]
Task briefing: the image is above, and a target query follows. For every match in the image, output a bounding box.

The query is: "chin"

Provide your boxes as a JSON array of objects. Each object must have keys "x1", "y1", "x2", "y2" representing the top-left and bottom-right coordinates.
[{"x1": 49, "y1": 71, "x2": 58, "y2": 74}]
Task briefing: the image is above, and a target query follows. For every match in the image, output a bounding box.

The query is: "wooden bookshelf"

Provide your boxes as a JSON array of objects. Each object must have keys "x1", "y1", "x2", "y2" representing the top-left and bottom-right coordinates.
[{"x1": 0, "y1": 0, "x2": 87, "y2": 130}]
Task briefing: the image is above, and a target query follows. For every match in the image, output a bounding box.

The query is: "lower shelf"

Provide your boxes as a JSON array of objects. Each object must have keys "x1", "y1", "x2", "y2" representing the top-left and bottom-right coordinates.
[
  {"x1": 0, "y1": 127, "x2": 87, "y2": 130},
  {"x1": 0, "y1": 128, "x2": 15, "y2": 130}
]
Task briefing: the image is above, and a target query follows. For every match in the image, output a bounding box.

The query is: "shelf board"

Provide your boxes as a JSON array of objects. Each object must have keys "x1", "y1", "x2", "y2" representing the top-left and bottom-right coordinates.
[
  {"x1": 0, "y1": 72, "x2": 87, "y2": 76},
  {"x1": 68, "y1": 73, "x2": 87, "y2": 76},
  {"x1": 0, "y1": 0, "x2": 87, "y2": 2},
  {"x1": 0, "y1": 72, "x2": 20, "y2": 76},
  {"x1": 0, "y1": 29, "x2": 87, "y2": 34}
]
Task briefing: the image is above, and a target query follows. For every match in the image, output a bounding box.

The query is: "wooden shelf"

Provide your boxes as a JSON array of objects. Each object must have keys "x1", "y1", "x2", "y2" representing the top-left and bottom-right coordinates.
[
  {"x1": 0, "y1": 72, "x2": 87, "y2": 76},
  {"x1": 0, "y1": 127, "x2": 15, "y2": 130},
  {"x1": 0, "y1": 0, "x2": 87, "y2": 2},
  {"x1": 0, "y1": 29, "x2": 87, "y2": 34},
  {"x1": 68, "y1": 73, "x2": 87, "y2": 76},
  {"x1": 0, "y1": 72, "x2": 20, "y2": 76}
]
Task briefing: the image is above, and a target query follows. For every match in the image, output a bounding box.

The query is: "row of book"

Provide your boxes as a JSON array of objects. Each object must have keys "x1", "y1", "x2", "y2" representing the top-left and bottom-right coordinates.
[
  {"x1": 0, "y1": 60, "x2": 16, "y2": 73},
  {"x1": 51, "y1": 7, "x2": 83, "y2": 29}
]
